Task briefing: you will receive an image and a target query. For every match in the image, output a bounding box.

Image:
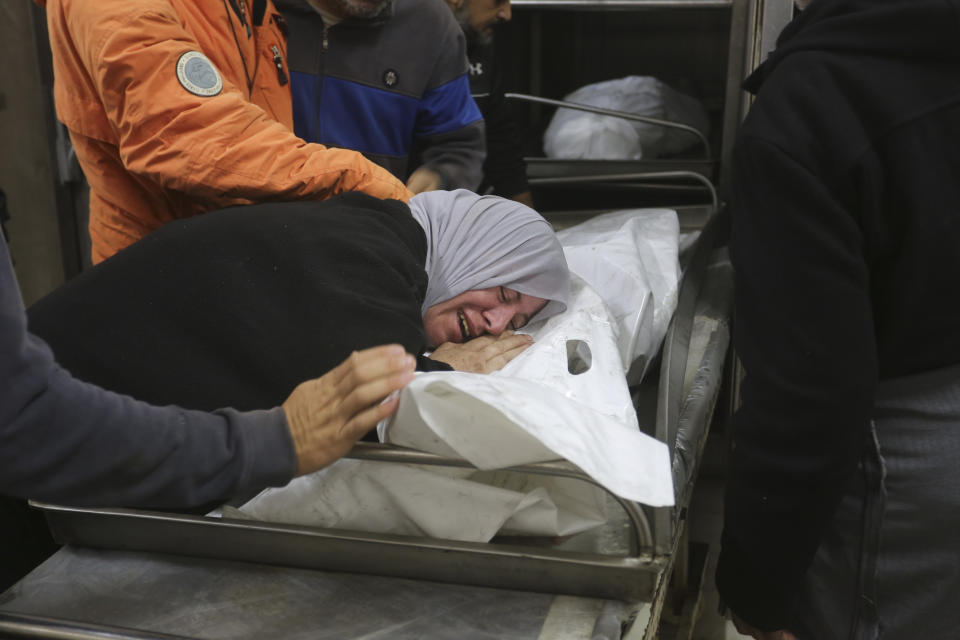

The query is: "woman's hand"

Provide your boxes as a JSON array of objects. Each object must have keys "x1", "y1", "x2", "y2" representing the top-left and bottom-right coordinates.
[{"x1": 429, "y1": 331, "x2": 533, "y2": 373}]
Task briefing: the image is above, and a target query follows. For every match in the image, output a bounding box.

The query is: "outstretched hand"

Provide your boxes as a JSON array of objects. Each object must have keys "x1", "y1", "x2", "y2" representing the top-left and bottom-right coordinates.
[
  {"x1": 429, "y1": 331, "x2": 534, "y2": 373},
  {"x1": 282, "y1": 345, "x2": 416, "y2": 476}
]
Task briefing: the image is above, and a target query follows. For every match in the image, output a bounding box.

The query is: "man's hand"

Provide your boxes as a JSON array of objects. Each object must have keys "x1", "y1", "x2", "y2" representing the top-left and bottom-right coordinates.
[
  {"x1": 405, "y1": 167, "x2": 442, "y2": 194},
  {"x1": 429, "y1": 331, "x2": 533, "y2": 373},
  {"x1": 282, "y1": 345, "x2": 416, "y2": 476},
  {"x1": 731, "y1": 614, "x2": 798, "y2": 640}
]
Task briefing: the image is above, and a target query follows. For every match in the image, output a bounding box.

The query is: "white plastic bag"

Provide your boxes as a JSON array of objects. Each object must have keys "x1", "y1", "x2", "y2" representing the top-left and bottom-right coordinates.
[
  {"x1": 543, "y1": 76, "x2": 709, "y2": 160},
  {"x1": 557, "y1": 208, "x2": 680, "y2": 381}
]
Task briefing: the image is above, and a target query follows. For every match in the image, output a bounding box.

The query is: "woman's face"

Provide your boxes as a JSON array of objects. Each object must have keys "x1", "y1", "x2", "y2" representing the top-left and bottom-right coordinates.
[{"x1": 422, "y1": 286, "x2": 548, "y2": 347}]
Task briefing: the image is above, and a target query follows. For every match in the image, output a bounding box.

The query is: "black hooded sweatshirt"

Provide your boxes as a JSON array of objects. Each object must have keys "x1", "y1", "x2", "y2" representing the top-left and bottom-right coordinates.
[
  {"x1": 716, "y1": 0, "x2": 960, "y2": 630},
  {"x1": 27, "y1": 193, "x2": 448, "y2": 415}
]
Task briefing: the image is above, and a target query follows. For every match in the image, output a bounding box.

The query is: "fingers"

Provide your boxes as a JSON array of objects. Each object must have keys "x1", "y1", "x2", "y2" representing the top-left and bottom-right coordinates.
[
  {"x1": 284, "y1": 345, "x2": 416, "y2": 476},
  {"x1": 460, "y1": 331, "x2": 529, "y2": 352},
  {"x1": 338, "y1": 365, "x2": 413, "y2": 427},
  {"x1": 491, "y1": 340, "x2": 532, "y2": 368},
  {"x1": 331, "y1": 345, "x2": 413, "y2": 394},
  {"x1": 340, "y1": 393, "x2": 402, "y2": 441},
  {"x1": 334, "y1": 349, "x2": 413, "y2": 448},
  {"x1": 473, "y1": 333, "x2": 531, "y2": 372},
  {"x1": 428, "y1": 332, "x2": 536, "y2": 373},
  {"x1": 334, "y1": 346, "x2": 415, "y2": 417},
  {"x1": 336, "y1": 344, "x2": 413, "y2": 381},
  {"x1": 487, "y1": 332, "x2": 533, "y2": 352}
]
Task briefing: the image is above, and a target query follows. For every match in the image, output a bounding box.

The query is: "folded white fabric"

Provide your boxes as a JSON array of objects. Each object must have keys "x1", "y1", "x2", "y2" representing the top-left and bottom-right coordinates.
[{"x1": 237, "y1": 460, "x2": 607, "y2": 541}]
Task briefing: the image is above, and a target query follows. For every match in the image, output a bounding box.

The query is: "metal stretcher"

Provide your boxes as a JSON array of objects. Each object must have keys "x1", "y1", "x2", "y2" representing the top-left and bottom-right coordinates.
[{"x1": 0, "y1": 201, "x2": 731, "y2": 640}]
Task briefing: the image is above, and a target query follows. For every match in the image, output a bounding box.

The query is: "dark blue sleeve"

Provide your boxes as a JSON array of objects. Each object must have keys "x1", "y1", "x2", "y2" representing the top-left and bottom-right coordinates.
[{"x1": 0, "y1": 237, "x2": 296, "y2": 508}]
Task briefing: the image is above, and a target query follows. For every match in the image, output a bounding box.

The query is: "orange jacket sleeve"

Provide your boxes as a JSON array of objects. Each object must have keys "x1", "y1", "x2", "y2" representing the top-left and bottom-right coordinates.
[{"x1": 57, "y1": 0, "x2": 411, "y2": 204}]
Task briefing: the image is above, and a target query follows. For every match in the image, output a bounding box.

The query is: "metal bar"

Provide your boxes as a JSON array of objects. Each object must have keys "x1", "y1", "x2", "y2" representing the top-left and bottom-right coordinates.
[
  {"x1": 347, "y1": 442, "x2": 653, "y2": 550},
  {"x1": 0, "y1": 612, "x2": 195, "y2": 640},
  {"x1": 542, "y1": 205, "x2": 714, "y2": 234},
  {"x1": 671, "y1": 263, "x2": 732, "y2": 502},
  {"x1": 525, "y1": 157, "x2": 716, "y2": 180},
  {"x1": 719, "y1": 0, "x2": 752, "y2": 197},
  {"x1": 33, "y1": 503, "x2": 667, "y2": 602},
  {"x1": 651, "y1": 208, "x2": 722, "y2": 553},
  {"x1": 527, "y1": 170, "x2": 719, "y2": 211},
  {"x1": 504, "y1": 93, "x2": 712, "y2": 159}
]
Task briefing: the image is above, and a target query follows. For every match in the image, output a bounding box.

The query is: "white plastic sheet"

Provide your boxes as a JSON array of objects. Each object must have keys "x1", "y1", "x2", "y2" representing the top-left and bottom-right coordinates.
[
  {"x1": 543, "y1": 76, "x2": 710, "y2": 160},
  {"x1": 557, "y1": 208, "x2": 680, "y2": 381},
  {"x1": 238, "y1": 209, "x2": 682, "y2": 541},
  {"x1": 236, "y1": 460, "x2": 607, "y2": 542}
]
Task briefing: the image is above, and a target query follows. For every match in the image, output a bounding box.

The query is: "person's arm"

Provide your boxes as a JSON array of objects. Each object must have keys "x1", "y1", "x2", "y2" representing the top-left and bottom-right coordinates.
[
  {"x1": 0, "y1": 239, "x2": 413, "y2": 508},
  {"x1": 716, "y1": 136, "x2": 877, "y2": 631},
  {"x1": 408, "y1": 16, "x2": 485, "y2": 192},
  {"x1": 0, "y1": 238, "x2": 287, "y2": 507},
  {"x1": 59, "y1": 1, "x2": 410, "y2": 204}
]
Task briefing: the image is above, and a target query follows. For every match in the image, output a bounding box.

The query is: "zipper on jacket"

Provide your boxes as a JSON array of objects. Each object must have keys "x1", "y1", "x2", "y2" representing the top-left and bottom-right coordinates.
[
  {"x1": 271, "y1": 45, "x2": 288, "y2": 86},
  {"x1": 240, "y1": 0, "x2": 251, "y2": 36},
  {"x1": 223, "y1": 0, "x2": 254, "y2": 96},
  {"x1": 228, "y1": 0, "x2": 252, "y2": 37},
  {"x1": 315, "y1": 23, "x2": 330, "y2": 141}
]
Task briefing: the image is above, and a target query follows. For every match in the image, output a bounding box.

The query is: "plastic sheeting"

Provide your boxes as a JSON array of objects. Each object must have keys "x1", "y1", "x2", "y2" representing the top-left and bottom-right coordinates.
[
  {"x1": 238, "y1": 209, "x2": 682, "y2": 542},
  {"x1": 543, "y1": 76, "x2": 709, "y2": 160},
  {"x1": 234, "y1": 460, "x2": 607, "y2": 541},
  {"x1": 557, "y1": 208, "x2": 680, "y2": 381}
]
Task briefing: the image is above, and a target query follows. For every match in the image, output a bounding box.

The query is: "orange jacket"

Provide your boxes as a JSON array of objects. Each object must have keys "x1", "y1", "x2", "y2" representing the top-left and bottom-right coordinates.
[{"x1": 38, "y1": 0, "x2": 412, "y2": 263}]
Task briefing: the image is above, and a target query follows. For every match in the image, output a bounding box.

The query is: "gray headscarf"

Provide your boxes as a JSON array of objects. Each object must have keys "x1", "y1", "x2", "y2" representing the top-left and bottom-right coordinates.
[{"x1": 408, "y1": 190, "x2": 570, "y2": 322}]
